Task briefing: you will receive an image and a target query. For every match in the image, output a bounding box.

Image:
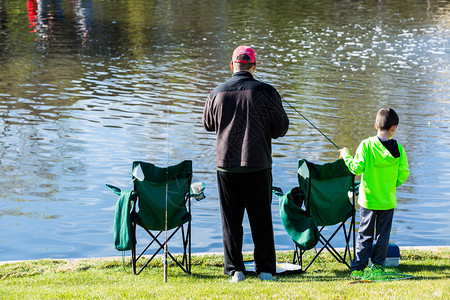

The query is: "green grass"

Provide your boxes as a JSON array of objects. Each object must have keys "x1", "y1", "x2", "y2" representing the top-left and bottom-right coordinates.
[{"x1": 1, "y1": 248, "x2": 449, "y2": 299}]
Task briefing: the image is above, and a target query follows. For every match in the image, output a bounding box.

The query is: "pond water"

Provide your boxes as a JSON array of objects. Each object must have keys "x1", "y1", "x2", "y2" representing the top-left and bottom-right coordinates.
[{"x1": 0, "y1": 0, "x2": 449, "y2": 261}]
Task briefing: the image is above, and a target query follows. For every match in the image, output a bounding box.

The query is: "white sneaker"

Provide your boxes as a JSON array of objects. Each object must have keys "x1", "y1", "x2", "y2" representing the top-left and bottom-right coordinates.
[
  {"x1": 259, "y1": 272, "x2": 277, "y2": 281},
  {"x1": 230, "y1": 271, "x2": 245, "y2": 283}
]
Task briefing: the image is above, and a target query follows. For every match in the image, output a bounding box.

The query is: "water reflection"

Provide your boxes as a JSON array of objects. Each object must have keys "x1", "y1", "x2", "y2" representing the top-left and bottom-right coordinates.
[
  {"x1": 0, "y1": 0, "x2": 448, "y2": 261},
  {"x1": 26, "y1": 0, "x2": 92, "y2": 51}
]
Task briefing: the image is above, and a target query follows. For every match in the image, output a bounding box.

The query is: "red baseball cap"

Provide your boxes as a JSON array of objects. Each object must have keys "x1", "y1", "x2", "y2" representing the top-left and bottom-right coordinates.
[{"x1": 232, "y1": 45, "x2": 256, "y2": 63}]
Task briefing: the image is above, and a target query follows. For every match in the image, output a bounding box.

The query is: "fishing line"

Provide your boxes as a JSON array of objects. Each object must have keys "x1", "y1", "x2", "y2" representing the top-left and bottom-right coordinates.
[{"x1": 254, "y1": 74, "x2": 340, "y2": 150}]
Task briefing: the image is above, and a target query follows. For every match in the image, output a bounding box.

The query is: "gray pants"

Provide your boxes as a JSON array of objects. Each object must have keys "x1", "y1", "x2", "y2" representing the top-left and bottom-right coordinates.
[{"x1": 351, "y1": 207, "x2": 394, "y2": 271}]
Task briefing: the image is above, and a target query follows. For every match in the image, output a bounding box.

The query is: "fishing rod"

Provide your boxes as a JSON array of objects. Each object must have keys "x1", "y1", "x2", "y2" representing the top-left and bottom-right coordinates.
[
  {"x1": 280, "y1": 96, "x2": 340, "y2": 150},
  {"x1": 254, "y1": 74, "x2": 340, "y2": 150},
  {"x1": 164, "y1": 105, "x2": 170, "y2": 283}
]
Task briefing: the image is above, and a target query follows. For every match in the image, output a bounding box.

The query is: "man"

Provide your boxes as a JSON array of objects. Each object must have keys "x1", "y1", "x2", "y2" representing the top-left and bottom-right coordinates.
[{"x1": 203, "y1": 45, "x2": 289, "y2": 282}]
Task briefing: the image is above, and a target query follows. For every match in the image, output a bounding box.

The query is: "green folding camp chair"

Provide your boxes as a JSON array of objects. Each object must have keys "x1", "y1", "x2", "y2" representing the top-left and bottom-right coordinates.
[
  {"x1": 279, "y1": 158, "x2": 357, "y2": 272},
  {"x1": 130, "y1": 160, "x2": 194, "y2": 275},
  {"x1": 107, "y1": 160, "x2": 196, "y2": 275}
]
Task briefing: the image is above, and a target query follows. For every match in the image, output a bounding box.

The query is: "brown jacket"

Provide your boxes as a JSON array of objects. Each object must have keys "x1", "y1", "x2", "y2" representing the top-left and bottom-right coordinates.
[{"x1": 203, "y1": 71, "x2": 289, "y2": 169}]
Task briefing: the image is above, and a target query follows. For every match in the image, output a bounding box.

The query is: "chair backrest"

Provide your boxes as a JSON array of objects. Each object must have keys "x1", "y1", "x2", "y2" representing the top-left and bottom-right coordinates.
[
  {"x1": 132, "y1": 160, "x2": 192, "y2": 231},
  {"x1": 298, "y1": 159, "x2": 354, "y2": 226}
]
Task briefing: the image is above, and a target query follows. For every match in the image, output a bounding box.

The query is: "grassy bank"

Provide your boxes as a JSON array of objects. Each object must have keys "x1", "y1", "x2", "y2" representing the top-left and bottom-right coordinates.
[{"x1": 1, "y1": 248, "x2": 449, "y2": 299}]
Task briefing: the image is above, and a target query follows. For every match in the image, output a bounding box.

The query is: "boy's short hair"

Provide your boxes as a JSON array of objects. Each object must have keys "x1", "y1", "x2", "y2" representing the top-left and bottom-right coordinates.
[
  {"x1": 376, "y1": 108, "x2": 399, "y2": 130},
  {"x1": 233, "y1": 54, "x2": 255, "y2": 71}
]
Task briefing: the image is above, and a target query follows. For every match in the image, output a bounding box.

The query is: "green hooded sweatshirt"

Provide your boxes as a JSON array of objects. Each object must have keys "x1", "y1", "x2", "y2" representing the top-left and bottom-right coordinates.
[{"x1": 341, "y1": 136, "x2": 409, "y2": 210}]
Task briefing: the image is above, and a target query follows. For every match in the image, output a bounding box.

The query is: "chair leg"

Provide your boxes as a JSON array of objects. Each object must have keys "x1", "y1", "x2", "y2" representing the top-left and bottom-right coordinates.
[
  {"x1": 132, "y1": 243, "x2": 136, "y2": 275},
  {"x1": 293, "y1": 244, "x2": 298, "y2": 264},
  {"x1": 158, "y1": 224, "x2": 191, "y2": 274},
  {"x1": 294, "y1": 220, "x2": 355, "y2": 272},
  {"x1": 292, "y1": 244, "x2": 304, "y2": 271},
  {"x1": 133, "y1": 224, "x2": 192, "y2": 275},
  {"x1": 317, "y1": 224, "x2": 351, "y2": 269},
  {"x1": 352, "y1": 211, "x2": 356, "y2": 262},
  {"x1": 186, "y1": 219, "x2": 191, "y2": 274},
  {"x1": 181, "y1": 225, "x2": 188, "y2": 271},
  {"x1": 188, "y1": 196, "x2": 192, "y2": 274}
]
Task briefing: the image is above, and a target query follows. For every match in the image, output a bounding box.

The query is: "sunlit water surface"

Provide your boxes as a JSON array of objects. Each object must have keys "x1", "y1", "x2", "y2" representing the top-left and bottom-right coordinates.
[{"x1": 0, "y1": 0, "x2": 449, "y2": 261}]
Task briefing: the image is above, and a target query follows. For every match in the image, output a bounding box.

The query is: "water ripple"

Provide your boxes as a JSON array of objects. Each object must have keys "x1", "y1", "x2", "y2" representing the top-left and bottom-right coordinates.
[{"x1": 0, "y1": 0, "x2": 449, "y2": 260}]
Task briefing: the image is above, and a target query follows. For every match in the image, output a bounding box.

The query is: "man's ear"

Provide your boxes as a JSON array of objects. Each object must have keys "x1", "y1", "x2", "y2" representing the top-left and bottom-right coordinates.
[{"x1": 230, "y1": 61, "x2": 234, "y2": 70}]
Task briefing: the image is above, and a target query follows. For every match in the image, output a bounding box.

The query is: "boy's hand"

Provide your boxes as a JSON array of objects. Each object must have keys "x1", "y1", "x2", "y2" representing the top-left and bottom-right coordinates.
[{"x1": 339, "y1": 147, "x2": 349, "y2": 158}]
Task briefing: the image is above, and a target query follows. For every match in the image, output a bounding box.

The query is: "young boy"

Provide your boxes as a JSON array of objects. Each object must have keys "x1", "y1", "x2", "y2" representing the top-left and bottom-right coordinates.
[{"x1": 339, "y1": 107, "x2": 410, "y2": 278}]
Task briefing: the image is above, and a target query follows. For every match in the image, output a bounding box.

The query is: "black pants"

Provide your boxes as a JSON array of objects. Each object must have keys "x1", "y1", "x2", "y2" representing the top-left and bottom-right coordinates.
[
  {"x1": 351, "y1": 207, "x2": 394, "y2": 271},
  {"x1": 217, "y1": 169, "x2": 276, "y2": 276}
]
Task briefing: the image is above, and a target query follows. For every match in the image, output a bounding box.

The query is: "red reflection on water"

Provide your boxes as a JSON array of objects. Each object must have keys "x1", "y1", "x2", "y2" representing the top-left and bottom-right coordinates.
[{"x1": 27, "y1": 0, "x2": 39, "y2": 33}]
